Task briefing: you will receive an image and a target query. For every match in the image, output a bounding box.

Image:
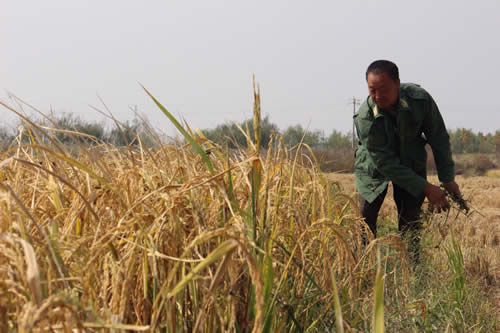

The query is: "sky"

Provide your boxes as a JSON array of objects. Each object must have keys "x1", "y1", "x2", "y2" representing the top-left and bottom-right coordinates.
[{"x1": 2, "y1": 0, "x2": 500, "y2": 136}]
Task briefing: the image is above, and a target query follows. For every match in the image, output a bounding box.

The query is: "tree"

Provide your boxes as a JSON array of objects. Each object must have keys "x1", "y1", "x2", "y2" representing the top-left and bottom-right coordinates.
[
  {"x1": 282, "y1": 125, "x2": 321, "y2": 147},
  {"x1": 477, "y1": 132, "x2": 495, "y2": 153},
  {"x1": 495, "y1": 130, "x2": 500, "y2": 156},
  {"x1": 327, "y1": 130, "x2": 352, "y2": 149},
  {"x1": 107, "y1": 117, "x2": 156, "y2": 147},
  {"x1": 202, "y1": 116, "x2": 279, "y2": 149},
  {"x1": 448, "y1": 128, "x2": 496, "y2": 154},
  {"x1": 449, "y1": 128, "x2": 478, "y2": 153},
  {"x1": 0, "y1": 125, "x2": 13, "y2": 151},
  {"x1": 50, "y1": 113, "x2": 106, "y2": 144}
]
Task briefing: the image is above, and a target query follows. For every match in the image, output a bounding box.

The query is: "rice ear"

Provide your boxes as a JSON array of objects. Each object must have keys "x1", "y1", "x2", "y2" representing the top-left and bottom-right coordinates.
[
  {"x1": 19, "y1": 238, "x2": 42, "y2": 306},
  {"x1": 0, "y1": 234, "x2": 42, "y2": 306}
]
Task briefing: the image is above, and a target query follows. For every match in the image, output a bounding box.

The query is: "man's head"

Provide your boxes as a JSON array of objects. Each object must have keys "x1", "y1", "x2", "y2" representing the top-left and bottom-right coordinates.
[{"x1": 365, "y1": 60, "x2": 400, "y2": 109}]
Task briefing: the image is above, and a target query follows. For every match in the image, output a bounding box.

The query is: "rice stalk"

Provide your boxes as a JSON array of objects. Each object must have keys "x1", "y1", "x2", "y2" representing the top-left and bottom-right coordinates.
[{"x1": 373, "y1": 247, "x2": 385, "y2": 333}]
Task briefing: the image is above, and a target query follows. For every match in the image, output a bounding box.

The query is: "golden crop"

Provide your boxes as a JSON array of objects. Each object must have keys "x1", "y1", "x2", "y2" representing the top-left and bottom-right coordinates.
[{"x1": 0, "y1": 89, "x2": 497, "y2": 331}]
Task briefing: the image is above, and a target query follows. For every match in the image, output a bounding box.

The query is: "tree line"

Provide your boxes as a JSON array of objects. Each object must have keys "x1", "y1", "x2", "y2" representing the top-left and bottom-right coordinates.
[
  {"x1": 0, "y1": 113, "x2": 157, "y2": 150},
  {"x1": 201, "y1": 116, "x2": 353, "y2": 150},
  {"x1": 1, "y1": 113, "x2": 499, "y2": 154},
  {"x1": 202, "y1": 117, "x2": 500, "y2": 154},
  {"x1": 448, "y1": 128, "x2": 500, "y2": 154}
]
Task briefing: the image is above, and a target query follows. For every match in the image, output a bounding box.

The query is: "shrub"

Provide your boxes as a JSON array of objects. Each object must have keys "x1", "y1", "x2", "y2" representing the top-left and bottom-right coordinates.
[
  {"x1": 473, "y1": 154, "x2": 496, "y2": 175},
  {"x1": 0, "y1": 125, "x2": 14, "y2": 152},
  {"x1": 309, "y1": 148, "x2": 354, "y2": 173}
]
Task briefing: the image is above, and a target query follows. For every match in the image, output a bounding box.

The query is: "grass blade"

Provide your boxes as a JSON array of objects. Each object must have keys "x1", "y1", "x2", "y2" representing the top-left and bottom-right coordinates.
[
  {"x1": 373, "y1": 248, "x2": 385, "y2": 333},
  {"x1": 167, "y1": 239, "x2": 238, "y2": 298},
  {"x1": 330, "y1": 268, "x2": 344, "y2": 333},
  {"x1": 141, "y1": 85, "x2": 215, "y2": 174}
]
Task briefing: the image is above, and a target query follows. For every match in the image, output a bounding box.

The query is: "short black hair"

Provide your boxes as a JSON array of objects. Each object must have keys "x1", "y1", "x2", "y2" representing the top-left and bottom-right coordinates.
[{"x1": 366, "y1": 60, "x2": 399, "y2": 82}]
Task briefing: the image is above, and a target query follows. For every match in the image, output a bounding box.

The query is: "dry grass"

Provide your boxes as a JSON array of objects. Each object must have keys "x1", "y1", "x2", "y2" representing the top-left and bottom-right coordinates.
[
  {"x1": 0, "y1": 93, "x2": 409, "y2": 332},
  {"x1": 0, "y1": 89, "x2": 498, "y2": 331},
  {"x1": 487, "y1": 169, "x2": 500, "y2": 179}
]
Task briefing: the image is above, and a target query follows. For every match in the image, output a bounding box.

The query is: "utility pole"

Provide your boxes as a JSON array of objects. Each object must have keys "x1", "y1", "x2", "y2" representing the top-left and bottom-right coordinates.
[{"x1": 351, "y1": 97, "x2": 360, "y2": 148}]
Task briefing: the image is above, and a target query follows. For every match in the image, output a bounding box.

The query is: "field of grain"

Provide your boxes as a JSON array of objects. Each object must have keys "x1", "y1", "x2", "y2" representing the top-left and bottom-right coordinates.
[{"x1": 0, "y1": 91, "x2": 498, "y2": 332}]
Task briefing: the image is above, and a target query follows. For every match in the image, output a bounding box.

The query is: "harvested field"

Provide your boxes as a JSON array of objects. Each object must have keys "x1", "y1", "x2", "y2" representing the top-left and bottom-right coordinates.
[{"x1": 329, "y1": 172, "x2": 500, "y2": 325}]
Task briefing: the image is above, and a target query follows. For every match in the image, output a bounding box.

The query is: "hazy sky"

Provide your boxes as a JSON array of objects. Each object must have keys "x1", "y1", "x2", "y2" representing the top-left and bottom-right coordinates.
[{"x1": 2, "y1": 0, "x2": 500, "y2": 136}]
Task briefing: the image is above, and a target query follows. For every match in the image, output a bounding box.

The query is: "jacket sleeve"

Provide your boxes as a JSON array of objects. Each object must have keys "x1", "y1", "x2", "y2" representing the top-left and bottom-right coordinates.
[
  {"x1": 365, "y1": 120, "x2": 428, "y2": 197},
  {"x1": 422, "y1": 97, "x2": 455, "y2": 183}
]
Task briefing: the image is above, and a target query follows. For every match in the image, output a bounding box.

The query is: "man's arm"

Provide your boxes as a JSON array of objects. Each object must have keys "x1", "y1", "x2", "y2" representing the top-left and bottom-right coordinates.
[
  {"x1": 422, "y1": 96, "x2": 461, "y2": 196},
  {"x1": 366, "y1": 128, "x2": 451, "y2": 210},
  {"x1": 423, "y1": 96, "x2": 455, "y2": 182}
]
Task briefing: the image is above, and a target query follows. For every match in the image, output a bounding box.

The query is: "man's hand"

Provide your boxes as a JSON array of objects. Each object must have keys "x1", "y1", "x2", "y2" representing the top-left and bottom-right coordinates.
[
  {"x1": 443, "y1": 181, "x2": 461, "y2": 196},
  {"x1": 424, "y1": 182, "x2": 450, "y2": 213}
]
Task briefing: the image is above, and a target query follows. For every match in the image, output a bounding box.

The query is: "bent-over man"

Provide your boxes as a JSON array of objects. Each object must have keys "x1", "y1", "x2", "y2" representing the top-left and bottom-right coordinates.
[{"x1": 353, "y1": 60, "x2": 461, "y2": 262}]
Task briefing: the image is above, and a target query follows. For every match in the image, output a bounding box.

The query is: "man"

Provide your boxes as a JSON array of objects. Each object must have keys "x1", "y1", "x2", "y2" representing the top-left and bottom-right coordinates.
[{"x1": 353, "y1": 60, "x2": 461, "y2": 262}]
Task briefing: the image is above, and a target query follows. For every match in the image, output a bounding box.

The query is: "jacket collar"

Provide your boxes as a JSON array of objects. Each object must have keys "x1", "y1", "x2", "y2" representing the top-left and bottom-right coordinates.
[
  {"x1": 399, "y1": 95, "x2": 410, "y2": 111},
  {"x1": 367, "y1": 92, "x2": 410, "y2": 118}
]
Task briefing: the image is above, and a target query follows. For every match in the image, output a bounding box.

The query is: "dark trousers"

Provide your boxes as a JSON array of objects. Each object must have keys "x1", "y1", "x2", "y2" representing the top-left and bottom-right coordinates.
[{"x1": 360, "y1": 183, "x2": 425, "y2": 262}]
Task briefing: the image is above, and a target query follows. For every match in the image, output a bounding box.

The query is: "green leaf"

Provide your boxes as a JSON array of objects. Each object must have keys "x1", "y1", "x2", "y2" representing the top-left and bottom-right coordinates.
[
  {"x1": 330, "y1": 268, "x2": 344, "y2": 333},
  {"x1": 142, "y1": 85, "x2": 214, "y2": 174},
  {"x1": 167, "y1": 239, "x2": 238, "y2": 297}
]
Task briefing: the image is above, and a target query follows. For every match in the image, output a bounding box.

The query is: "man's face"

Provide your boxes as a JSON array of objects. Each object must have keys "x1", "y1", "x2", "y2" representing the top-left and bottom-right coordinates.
[{"x1": 366, "y1": 72, "x2": 400, "y2": 109}]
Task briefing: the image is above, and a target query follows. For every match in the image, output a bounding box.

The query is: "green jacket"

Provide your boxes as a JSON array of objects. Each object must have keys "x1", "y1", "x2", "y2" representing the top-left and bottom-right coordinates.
[{"x1": 354, "y1": 83, "x2": 455, "y2": 203}]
